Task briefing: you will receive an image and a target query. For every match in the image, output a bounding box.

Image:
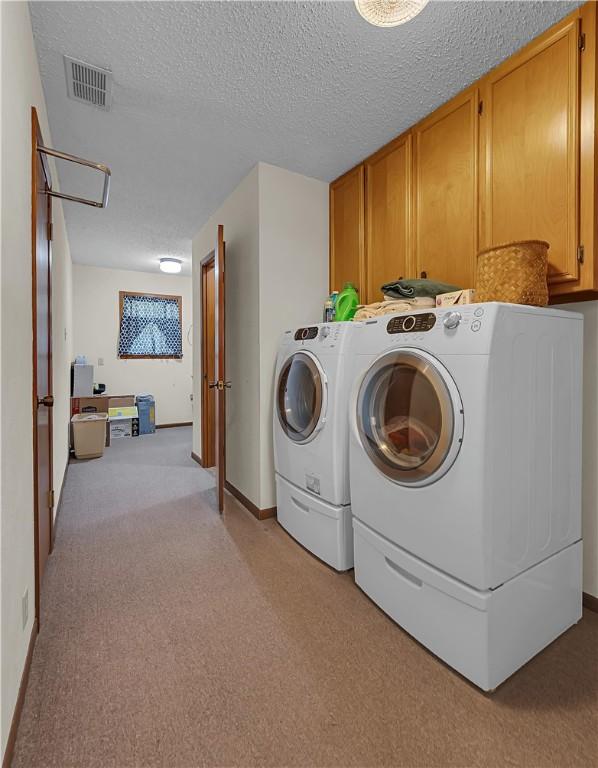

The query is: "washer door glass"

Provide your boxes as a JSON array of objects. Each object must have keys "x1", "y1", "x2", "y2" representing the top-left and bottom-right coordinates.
[
  {"x1": 357, "y1": 349, "x2": 459, "y2": 484},
  {"x1": 277, "y1": 352, "x2": 324, "y2": 443}
]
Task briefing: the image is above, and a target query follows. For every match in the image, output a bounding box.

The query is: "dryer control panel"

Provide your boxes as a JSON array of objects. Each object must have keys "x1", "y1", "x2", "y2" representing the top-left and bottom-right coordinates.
[
  {"x1": 289, "y1": 323, "x2": 345, "y2": 350},
  {"x1": 294, "y1": 327, "x2": 318, "y2": 341},
  {"x1": 387, "y1": 313, "x2": 437, "y2": 334}
]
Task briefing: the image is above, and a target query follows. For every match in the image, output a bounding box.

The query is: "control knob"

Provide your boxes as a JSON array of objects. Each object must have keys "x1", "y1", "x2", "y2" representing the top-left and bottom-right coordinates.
[
  {"x1": 319, "y1": 326, "x2": 330, "y2": 339},
  {"x1": 443, "y1": 311, "x2": 462, "y2": 330}
]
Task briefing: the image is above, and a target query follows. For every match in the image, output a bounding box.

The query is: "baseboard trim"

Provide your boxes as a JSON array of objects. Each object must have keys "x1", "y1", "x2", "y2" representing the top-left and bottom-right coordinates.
[
  {"x1": 156, "y1": 421, "x2": 193, "y2": 430},
  {"x1": 51, "y1": 460, "x2": 69, "y2": 550},
  {"x1": 2, "y1": 619, "x2": 37, "y2": 768},
  {"x1": 225, "y1": 480, "x2": 276, "y2": 520},
  {"x1": 583, "y1": 591, "x2": 598, "y2": 613},
  {"x1": 191, "y1": 451, "x2": 204, "y2": 467}
]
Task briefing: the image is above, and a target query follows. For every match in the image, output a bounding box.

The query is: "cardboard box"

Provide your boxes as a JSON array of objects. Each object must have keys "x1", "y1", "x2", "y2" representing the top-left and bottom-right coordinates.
[
  {"x1": 71, "y1": 395, "x2": 135, "y2": 415},
  {"x1": 71, "y1": 395, "x2": 110, "y2": 416},
  {"x1": 110, "y1": 417, "x2": 133, "y2": 439},
  {"x1": 109, "y1": 396, "x2": 135, "y2": 409},
  {"x1": 108, "y1": 407, "x2": 138, "y2": 441},
  {"x1": 108, "y1": 406, "x2": 138, "y2": 419},
  {"x1": 436, "y1": 289, "x2": 476, "y2": 307}
]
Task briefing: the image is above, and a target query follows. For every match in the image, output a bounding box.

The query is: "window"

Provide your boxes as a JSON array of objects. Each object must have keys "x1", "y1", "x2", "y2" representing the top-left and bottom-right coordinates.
[{"x1": 118, "y1": 291, "x2": 183, "y2": 359}]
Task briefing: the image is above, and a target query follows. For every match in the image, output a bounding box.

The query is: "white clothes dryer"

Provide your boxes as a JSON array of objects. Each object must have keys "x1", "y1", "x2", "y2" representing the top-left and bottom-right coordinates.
[
  {"x1": 347, "y1": 303, "x2": 583, "y2": 690},
  {"x1": 274, "y1": 321, "x2": 355, "y2": 571}
]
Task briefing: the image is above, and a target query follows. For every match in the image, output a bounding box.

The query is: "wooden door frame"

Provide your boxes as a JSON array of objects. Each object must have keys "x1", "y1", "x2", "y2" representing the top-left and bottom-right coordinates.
[
  {"x1": 200, "y1": 250, "x2": 216, "y2": 468},
  {"x1": 31, "y1": 107, "x2": 54, "y2": 628},
  {"x1": 215, "y1": 225, "x2": 226, "y2": 512}
]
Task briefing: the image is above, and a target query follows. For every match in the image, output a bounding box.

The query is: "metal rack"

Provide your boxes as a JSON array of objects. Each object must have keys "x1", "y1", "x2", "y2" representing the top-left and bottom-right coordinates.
[{"x1": 37, "y1": 145, "x2": 111, "y2": 208}]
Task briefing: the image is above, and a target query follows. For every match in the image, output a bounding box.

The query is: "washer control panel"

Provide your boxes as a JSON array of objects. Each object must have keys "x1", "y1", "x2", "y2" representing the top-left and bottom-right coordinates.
[
  {"x1": 387, "y1": 313, "x2": 437, "y2": 334},
  {"x1": 294, "y1": 326, "x2": 318, "y2": 341}
]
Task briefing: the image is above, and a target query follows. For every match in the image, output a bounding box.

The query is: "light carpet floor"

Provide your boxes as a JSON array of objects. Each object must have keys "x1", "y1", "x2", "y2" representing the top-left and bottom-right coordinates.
[{"x1": 12, "y1": 427, "x2": 598, "y2": 767}]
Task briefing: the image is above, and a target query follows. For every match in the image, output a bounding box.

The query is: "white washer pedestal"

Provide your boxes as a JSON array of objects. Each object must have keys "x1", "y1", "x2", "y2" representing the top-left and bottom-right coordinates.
[
  {"x1": 353, "y1": 519, "x2": 582, "y2": 691},
  {"x1": 276, "y1": 473, "x2": 353, "y2": 571}
]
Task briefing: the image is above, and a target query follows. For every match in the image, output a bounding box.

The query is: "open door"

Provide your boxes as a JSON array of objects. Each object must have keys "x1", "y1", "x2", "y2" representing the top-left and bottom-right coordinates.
[
  {"x1": 200, "y1": 253, "x2": 216, "y2": 468},
  {"x1": 32, "y1": 108, "x2": 54, "y2": 627},
  {"x1": 214, "y1": 224, "x2": 227, "y2": 512}
]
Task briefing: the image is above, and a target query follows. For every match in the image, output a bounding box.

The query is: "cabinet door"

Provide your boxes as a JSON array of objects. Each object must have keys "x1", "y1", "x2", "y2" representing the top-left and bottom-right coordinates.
[
  {"x1": 481, "y1": 16, "x2": 580, "y2": 287},
  {"x1": 329, "y1": 166, "x2": 365, "y2": 296},
  {"x1": 414, "y1": 89, "x2": 479, "y2": 289},
  {"x1": 365, "y1": 134, "x2": 412, "y2": 304}
]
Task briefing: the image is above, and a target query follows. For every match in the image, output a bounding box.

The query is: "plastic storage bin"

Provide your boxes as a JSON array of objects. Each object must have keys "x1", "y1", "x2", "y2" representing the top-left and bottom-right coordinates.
[
  {"x1": 71, "y1": 413, "x2": 108, "y2": 459},
  {"x1": 136, "y1": 394, "x2": 156, "y2": 434}
]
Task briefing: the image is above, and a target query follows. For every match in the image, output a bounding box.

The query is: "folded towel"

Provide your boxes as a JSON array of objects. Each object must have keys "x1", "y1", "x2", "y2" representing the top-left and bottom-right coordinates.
[
  {"x1": 381, "y1": 278, "x2": 461, "y2": 299},
  {"x1": 353, "y1": 297, "x2": 435, "y2": 321},
  {"x1": 382, "y1": 296, "x2": 437, "y2": 307}
]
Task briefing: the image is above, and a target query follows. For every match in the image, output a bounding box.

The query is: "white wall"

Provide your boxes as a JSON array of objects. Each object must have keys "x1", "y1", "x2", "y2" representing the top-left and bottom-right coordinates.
[
  {"x1": 0, "y1": 1, "x2": 73, "y2": 759},
  {"x1": 192, "y1": 163, "x2": 328, "y2": 510},
  {"x1": 257, "y1": 164, "x2": 328, "y2": 508},
  {"x1": 192, "y1": 166, "x2": 261, "y2": 502},
  {"x1": 72, "y1": 265, "x2": 193, "y2": 426},
  {"x1": 52, "y1": 203, "x2": 73, "y2": 502},
  {"x1": 561, "y1": 300, "x2": 598, "y2": 599}
]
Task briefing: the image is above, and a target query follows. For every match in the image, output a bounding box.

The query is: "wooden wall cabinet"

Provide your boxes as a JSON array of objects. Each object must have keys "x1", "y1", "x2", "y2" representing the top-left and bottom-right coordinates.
[
  {"x1": 330, "y1": 2, "x2": 598, "y2": 304},
  {"x1": 329, "y1": 165, "x2": 365, "y2": 296},
  {"x1": 365, "y1": 133, "x2": 412, "y2": 304},
  {"x1": 414, "y1": 88, "x2": 479, "y2": 289}
]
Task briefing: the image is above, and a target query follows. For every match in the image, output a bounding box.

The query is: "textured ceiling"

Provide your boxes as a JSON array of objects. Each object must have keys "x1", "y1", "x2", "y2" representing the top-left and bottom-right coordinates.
[{"x1": 30, "y1": 0, "x2": 580, "y2": 275}]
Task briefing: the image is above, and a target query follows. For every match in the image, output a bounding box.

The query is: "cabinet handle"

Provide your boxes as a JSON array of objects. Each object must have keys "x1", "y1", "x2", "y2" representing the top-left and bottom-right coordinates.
[{"x1": 420, "y1": 271, "x2": 427, "y2": 279}]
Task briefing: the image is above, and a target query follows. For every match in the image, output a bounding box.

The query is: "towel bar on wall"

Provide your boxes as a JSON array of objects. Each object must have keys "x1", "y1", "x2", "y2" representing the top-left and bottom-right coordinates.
[{"x1": 37, "y1": 145, "x2": 111, "y2": 208}]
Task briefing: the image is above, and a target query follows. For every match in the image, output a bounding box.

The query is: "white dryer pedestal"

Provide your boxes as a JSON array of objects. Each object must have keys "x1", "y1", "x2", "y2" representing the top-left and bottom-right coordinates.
[
  {"x1": 353, "y1": 519, "x2": 582, "y2": 691},
  {"x1": 276, "y1": 473, "x2": 353, "y2": 571}
]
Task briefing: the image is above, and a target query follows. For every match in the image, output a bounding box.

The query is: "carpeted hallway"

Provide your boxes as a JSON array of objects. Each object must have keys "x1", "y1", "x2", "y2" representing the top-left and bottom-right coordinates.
[{"x1": 12, "y1": 427, "x2": 598, "y2": 767}]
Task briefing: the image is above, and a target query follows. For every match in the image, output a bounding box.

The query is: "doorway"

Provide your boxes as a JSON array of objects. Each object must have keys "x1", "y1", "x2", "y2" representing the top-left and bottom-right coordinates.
[
  {"x1": 200, "y1": 251, "x2": 216, "y2": 468},
  {"x1": 199, "y1": 224, "x2": 227, "y2": 513},
  {"x1": 31, "y1": 107, "x2": 54, "y2": 627}
]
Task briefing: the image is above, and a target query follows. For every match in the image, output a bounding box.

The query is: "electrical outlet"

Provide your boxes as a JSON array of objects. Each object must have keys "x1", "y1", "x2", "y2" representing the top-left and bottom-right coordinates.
[
  {"x1": 22, "y1": 589, "x2": 29, "y2": 630},
  {"x1": 98, "y1": 357, "x2": 104, "y2": 366}
]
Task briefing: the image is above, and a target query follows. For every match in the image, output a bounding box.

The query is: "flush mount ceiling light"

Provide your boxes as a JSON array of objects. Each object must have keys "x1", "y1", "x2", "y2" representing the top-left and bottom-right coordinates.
[
  {"x1": 159, "y1": 258, "x2": 182, "y2": 274},
  {"x1": 354, "y1": 0, "x2": 429, "y2": 27}
]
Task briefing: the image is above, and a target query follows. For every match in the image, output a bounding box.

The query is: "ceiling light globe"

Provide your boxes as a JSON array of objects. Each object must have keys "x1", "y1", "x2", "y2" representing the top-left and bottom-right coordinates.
[
  {"x1": 159, "y1": 258, "x2": 182, "y2": 274},
  {"x1": 354, "y1": 0, "x2": 429, "y2": 28}
]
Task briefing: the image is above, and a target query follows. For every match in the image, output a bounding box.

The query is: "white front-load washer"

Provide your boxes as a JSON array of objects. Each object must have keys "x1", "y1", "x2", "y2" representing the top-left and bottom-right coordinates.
[
  {"x1": 274, "y1": 321, "x2": 355, "y2": 571},
  {"x1": 347, "y1": 303, "x2": 583, "y2": 690}
]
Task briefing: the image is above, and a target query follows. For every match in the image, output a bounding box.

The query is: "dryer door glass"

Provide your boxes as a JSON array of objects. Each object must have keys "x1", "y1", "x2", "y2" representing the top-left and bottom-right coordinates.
[
  {"x1": 357, "y1": 349, "x2": 458, "y2": 484},
  {"x1": 277, "y1": 352, "x2": 324, "y2": 443}
]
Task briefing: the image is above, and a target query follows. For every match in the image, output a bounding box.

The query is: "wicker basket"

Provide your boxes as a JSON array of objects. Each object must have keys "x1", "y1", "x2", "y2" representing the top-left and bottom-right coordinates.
[{"x1": 476, "y1": 240, "x2": 549, "y2": 306}]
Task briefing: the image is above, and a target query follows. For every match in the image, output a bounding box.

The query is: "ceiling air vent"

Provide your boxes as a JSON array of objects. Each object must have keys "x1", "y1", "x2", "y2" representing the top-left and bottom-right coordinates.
[{"x1": 64, "y1": 56, "x2": 112, "y2": 110}]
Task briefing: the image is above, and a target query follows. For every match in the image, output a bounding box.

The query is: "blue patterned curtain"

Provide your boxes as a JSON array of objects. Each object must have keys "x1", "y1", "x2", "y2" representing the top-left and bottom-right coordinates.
[{"x1": 118, "y1": 294, "x2": 182, "y2": 357}]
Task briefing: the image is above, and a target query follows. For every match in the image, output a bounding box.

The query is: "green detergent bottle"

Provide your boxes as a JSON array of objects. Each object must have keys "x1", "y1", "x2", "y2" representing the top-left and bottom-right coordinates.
[{"x1": 335, "y1": 282, "x2": 359, "y2": 321}]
